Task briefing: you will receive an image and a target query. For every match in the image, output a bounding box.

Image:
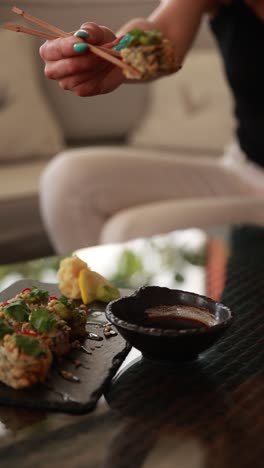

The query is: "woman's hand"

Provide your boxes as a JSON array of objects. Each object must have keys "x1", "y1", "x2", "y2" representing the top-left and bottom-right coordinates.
[{"x1": 39, "y1": 22, "x2": 125, "y2": 97}]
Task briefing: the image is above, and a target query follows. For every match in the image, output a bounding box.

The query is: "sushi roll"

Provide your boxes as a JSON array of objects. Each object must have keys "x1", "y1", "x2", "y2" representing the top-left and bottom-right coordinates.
[
  {"x1": 27, "y1": 307, "x2": 72, "y2": 357},
  {"x1": 0, "y1": 319, "x2": 15, "y2": 342},
  {"x1": 0, "y1": 332, "x2": 52, "y2": 389},
  {"x1": 0, "y1": 297, "x2": 30, "y2": 330},
  {"x1": 0, "y1": 287, "x2": 50, "y2": 330},
  {"x1": 1, "y1": 296, "x2": 71, "y2": 358},
  {"x1": 115, "y1": 29, "x2": 180, "y2": 80},
  {"x1": 48, "y1": 297, "x2": 88, "y2": 339},
  {"x1": 16, "y1": 286, "x2": 50, "y2": 307}
]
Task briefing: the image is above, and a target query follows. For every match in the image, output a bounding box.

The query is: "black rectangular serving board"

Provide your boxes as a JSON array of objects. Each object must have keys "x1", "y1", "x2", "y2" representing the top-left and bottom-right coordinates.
[{"x1": 0, "y1": 279, "x2": 131, "y2": 414}]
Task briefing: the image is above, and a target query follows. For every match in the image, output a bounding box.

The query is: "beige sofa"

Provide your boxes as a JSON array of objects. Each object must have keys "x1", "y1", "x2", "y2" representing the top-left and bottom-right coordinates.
[{"x1": 0, "y1": 1, "x2": 263, "y2": 261}]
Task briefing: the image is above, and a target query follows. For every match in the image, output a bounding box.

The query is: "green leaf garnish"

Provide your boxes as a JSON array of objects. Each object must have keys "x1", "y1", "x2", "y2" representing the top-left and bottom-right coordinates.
[
  {"x1": 3, "y1": 299, "x2": 30, "y2": 322},
  {"x1": 30, "y1": 308, "x2": 58, "y2": 333},
  {"x1": 127, "y1": 28, "x2": 162, "y2": 47},
  {"x1": 0, "y1": 320, "x2": 14, "y2": 339},
  {"x1": 53, "y1": 301, "x2": 73, "y2": 321},
  {"x1": 28, "y1": 287, "x2": 49, "y2": 303},
  {"x1": 59, "y1": 296, "x2": 75, "y2": 311},
  {"x1": 13, "y1": 334, "x2": 47, "y2": 357}
]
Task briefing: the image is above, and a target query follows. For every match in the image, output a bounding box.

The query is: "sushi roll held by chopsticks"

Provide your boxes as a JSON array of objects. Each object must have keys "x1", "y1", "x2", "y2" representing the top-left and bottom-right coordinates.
[{"x1": 114, "y1": 29, "x2": 181, "y2": 80}]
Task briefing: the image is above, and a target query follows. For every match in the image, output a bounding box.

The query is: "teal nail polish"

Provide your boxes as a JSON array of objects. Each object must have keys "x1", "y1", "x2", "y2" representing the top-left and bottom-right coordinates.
[
  {"x1": 74, "y1": 30, "x2": 89, "y2": 39},
  {"x1": 112, "y1": 34, "x2": 132, "y2": 51},
  {"x1": 119, "y1": 34, "x2": 132, "y2": 46},
  {"x1": 112, "y1": 44, "x2": 124, "y2": 51},
  {"x1": 73, "y1": 43, "x2": 89, "y2": 53}
]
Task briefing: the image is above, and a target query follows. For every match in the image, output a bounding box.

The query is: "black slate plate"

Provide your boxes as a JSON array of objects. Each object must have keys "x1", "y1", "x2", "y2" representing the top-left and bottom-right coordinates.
[{"x1": 0, "y1": 279, "x2": 132, "y2": 414}]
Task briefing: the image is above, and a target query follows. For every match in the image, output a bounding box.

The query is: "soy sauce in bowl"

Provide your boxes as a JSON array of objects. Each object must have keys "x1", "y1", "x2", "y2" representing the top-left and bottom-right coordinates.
[
  {"x1": 136, "y1": 305, "x2": 217, "y2": 330},
  {"x1": 106, "y1": 287, "x2": 233, "y2": 362}
]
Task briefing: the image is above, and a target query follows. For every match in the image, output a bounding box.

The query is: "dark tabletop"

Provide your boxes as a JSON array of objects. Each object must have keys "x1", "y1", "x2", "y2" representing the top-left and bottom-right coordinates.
[{"x1": 0, "y1": 224, "x2": 263, "y2": 468}]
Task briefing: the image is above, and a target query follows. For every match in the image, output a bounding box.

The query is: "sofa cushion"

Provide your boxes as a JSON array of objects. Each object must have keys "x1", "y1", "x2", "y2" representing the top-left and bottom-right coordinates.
[
  {"x1": 0, "y1": 160, "x2": 54, "y2": 263},
  {"x1": 0, "y1": 30, "x2": 64, "y2": 162},
  {"x1": 0, "y1": 194, "x2": 55, "y2": 263},
  {"x1": 130, "y1": 48, "x2": 235, "y2": 155},
  {"x1": 0, "y1": 160, "x2": 48, "y2": 199}
]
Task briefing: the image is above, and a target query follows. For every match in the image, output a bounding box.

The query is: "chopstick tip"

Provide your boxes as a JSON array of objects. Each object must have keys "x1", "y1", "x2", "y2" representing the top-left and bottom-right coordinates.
[
  {"x1": 3, "y1": 23, "x2": 18, "y2": 32},
  {"x1": 12, "y1": 6, "x2": 24, "y2": 15}
]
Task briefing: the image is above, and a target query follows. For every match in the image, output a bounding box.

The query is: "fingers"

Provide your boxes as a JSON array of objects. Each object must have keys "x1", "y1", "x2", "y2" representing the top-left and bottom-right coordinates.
[
  {"x1": 58, "y1": 66, "x2": 124, "y2": 97},
  {"x1": 40, "y1": 36, "x2": 84, "y2": 61},
  {"x1": 39, "y1": 22, "x2": 116, "y2": 62},
  {"x1": 79, "y1": 23, "x2": 116, "y2": 44},
  {"x1": 103, "y1": 36, "x2": 123, "y2": 49},
  {"x1": 38, "y1": 21, "x2": 122, "y2": 98},
  {"x1": 44, "y1": 54, "x2": 107, "y2": 80},
  {"x1": 59, "y1": 70, "x2": 105, "y2": 96}
]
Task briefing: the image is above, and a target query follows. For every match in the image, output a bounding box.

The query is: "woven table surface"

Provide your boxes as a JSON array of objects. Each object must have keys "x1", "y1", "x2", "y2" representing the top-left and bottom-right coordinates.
[{"x1": 103, "y1": 224, "x2": 264, "y2": 468}]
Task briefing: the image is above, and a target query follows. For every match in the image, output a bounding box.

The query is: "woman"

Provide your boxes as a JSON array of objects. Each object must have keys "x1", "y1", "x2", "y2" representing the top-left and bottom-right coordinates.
[{"x1": 39, "y1": 0, "x2": 264, "y2": 253}]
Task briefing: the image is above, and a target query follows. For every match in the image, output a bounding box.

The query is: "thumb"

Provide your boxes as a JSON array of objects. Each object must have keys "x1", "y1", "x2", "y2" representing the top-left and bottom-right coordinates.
[{"x1": 78, "y1": 22, "x2": 116, "y2": 45}]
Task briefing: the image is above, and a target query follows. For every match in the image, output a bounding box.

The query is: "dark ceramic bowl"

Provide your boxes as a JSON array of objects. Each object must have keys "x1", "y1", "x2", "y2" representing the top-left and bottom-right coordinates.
[{"x1": 105, "y1": 286, "x2": 233, "y2": 362}]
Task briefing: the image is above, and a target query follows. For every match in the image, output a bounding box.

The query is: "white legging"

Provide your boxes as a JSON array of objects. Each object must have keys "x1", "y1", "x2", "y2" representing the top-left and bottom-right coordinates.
[{"x1": 39, "y1": 143, "x2": 264, "y2": 254}]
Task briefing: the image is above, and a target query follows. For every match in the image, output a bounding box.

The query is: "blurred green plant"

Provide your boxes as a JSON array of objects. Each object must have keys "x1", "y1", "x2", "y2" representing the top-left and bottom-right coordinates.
[
  {"x1": 0, "y1": 257, "x2": 61, "y2": 282},
  {"x1": 109, "y1": 237, "x2": 207, "y2": 289},
  {"x1": 181, "y1": 246, "x2": 207, "y2": 267},
  {"x1": 0, "y1": 234, "x2": 208, "y2": 292},
  {"x1": 111, "y1": 250, "x2": 147, "y2": 288}
]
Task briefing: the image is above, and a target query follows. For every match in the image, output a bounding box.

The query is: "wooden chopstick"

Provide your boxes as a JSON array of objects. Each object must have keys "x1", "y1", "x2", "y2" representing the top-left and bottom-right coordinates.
[
  {"x1": 11, "y1": 6, "x2": 121, "y2": 57},
  {"x1": 12, "y1": 6, "x2": 68, "y2": 37},
  {"x1": 3, "y1": 23, "x2": 58, "y2": 41},
  {"x1": 3, "y1": 22, "x2": 121, "y2": 57},
  {"x1": 83, "y1": 43, "x2": 142, "y2": 76},
  {"x1": 98, "y1": 47, "x2": 121, "y2": 58},
  {"x1": 11, "y1": 6, "x2": 141, "y2": 77}
]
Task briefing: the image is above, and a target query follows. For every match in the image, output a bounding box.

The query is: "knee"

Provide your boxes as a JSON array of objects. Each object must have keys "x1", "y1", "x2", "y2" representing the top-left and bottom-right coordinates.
[
  {"x1": 40, "y1": 147, "x2": 128, "y2": 195},
  {"x1": 40, "y1": 150, "x2": 86, "y2": 193}
]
